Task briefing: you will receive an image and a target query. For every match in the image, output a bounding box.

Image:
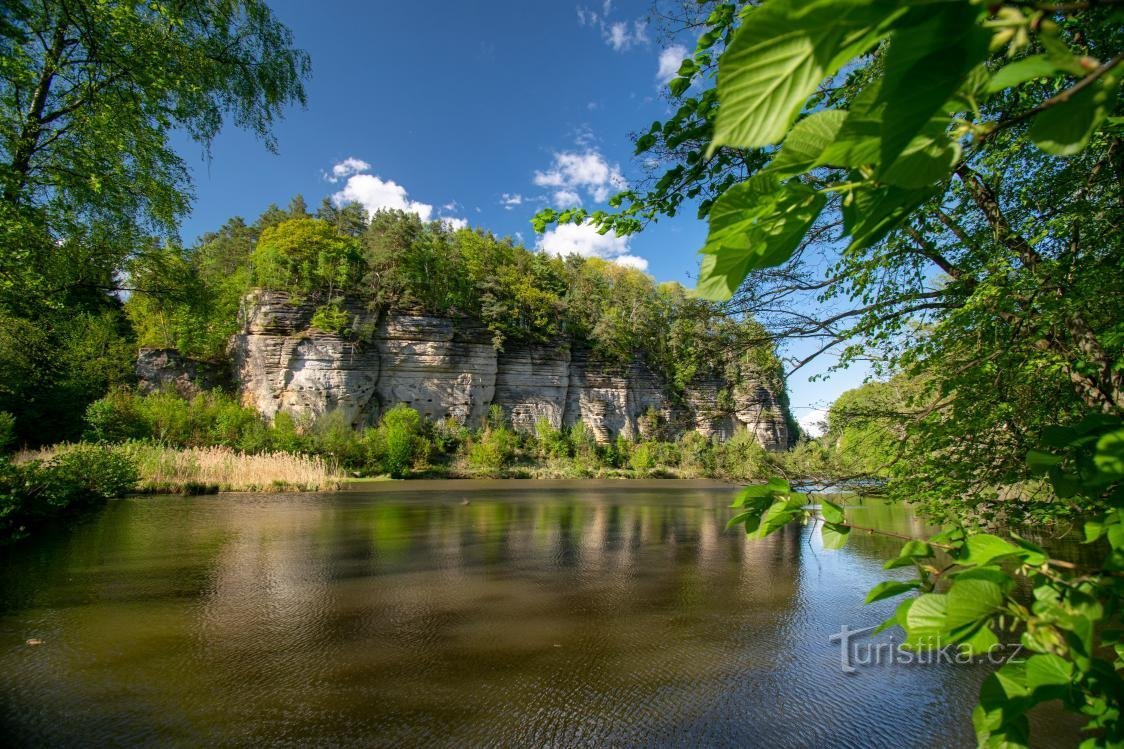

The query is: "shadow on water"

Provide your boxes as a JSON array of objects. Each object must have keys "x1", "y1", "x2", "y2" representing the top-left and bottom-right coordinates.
[{"x1": 0, "y1": 481, "x2": 1080, "y2": 747}]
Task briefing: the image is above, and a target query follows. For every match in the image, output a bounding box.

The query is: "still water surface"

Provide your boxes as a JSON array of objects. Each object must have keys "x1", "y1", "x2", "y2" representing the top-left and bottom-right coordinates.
[{"x1": 0, "y1": 480, "x2": 1073, "y2": 747}]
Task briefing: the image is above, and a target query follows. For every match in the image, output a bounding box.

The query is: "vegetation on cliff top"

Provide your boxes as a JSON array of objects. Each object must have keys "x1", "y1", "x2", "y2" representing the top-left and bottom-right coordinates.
[{"x1": 126, "y1": 202, "x2": 788, "y2": 408}]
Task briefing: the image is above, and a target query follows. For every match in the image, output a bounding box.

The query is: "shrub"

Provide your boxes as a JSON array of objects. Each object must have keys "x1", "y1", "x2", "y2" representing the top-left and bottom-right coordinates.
[
  {"x1": 467, "y1": 427, "x2": 515, "y2": 473},
  {"x1": 533, "y1": 418, "x2": 568, "y2": 459},
  {"x1": 310, "y1": 301, "x2": 351, "y2": 333},
  {"x1": 714, "y1": 429, "x2": 769, "y2": 480},
  {"x1": 308, "y1": 410, "x2": 365, "y2": 469},
  {"x1": 0, "y1": 411, "x2": 15, "y2": 452},
  {"x1": 1, "y1": 444, "x2": 137, "y2": 541},
  {"x1": 84, "y1": 390, "x2": 148, "y2": 442},
  {"x1": 629, "y1": 442, "x2": 655, "y2": 474},
  {"x1": 379, "y1": 404, "x2": 424, "y2": 477}
]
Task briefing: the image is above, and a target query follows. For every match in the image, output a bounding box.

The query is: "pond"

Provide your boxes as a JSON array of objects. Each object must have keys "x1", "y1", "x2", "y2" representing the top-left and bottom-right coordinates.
[{"x1": 0, "y1": 480, "x2": 1076, "y2": 747}]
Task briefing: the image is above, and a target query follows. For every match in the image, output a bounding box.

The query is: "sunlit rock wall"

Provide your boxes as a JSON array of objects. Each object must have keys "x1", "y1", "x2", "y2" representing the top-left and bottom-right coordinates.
[{"x1": 211, "y1": 291, "x2": 794, "y2": 448}]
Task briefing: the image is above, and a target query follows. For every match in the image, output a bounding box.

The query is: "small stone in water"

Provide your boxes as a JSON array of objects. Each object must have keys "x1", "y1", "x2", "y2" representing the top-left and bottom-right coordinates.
[{"x1": 26, "y1": 639, "x2": 43, "y2": 646}]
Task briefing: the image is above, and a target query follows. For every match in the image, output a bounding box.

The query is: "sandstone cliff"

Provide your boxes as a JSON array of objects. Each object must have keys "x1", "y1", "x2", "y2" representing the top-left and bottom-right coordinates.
[{"x1": 187, "y1": 291, "x2": 791, "y2": 450}]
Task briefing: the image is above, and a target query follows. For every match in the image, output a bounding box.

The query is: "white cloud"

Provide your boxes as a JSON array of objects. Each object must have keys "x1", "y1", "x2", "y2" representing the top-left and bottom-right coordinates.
[
  {"x1": 657, "y1": 45, "x2": 689, "y2": 84},
  {"x1": 613, "y1": 254, "x2": 649, "y2": 271},
  {"x1": 577, "y1": 5, "x2": 648, "y2": 52},
  {"x1": 441, "y1": 217, "x2": 468, "y2": 231},
  {"x1": 552, "y1": 189, "x2": 582, "y2": 207},
  {"x1": 331, "y1": 173, "x2": 434, "y2": 222},
  {"x1": 533, "y1": 149, "x2": 626, "y2": 206},
  {"x1": 797, "y1": 408, "x2": 828, "y2": 438},
  {"x1": 500, "y1": 193, "x2": 523, "y2": 209},
  {"x1": 538, "y1": 221, "x2": 647, "y2": 274},
  {"x1": 604, "y1": 19, "x2": 647, "y2": 51},
  {"x1": 327, "y1": 157, "x2": 371, "y2": 183}
]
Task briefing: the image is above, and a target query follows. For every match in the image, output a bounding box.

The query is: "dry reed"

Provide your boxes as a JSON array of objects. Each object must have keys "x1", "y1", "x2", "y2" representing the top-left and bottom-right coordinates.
[{"x1": 16, "y1": 443, "x2": 345, "y2": 493}]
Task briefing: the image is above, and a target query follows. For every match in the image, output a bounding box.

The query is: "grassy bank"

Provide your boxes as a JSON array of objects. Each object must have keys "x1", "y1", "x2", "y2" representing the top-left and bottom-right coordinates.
[{"x1": 16, "y1": 443, "x2": 344, "y2": 494}]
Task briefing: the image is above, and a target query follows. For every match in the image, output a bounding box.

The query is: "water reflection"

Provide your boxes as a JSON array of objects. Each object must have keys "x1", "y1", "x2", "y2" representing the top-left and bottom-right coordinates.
[{"x1": 0, "y1": 481, "x2": 1072, "y2": 747}]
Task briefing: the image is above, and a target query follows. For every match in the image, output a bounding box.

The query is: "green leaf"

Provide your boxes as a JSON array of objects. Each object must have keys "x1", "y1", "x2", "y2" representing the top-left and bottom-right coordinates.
[
  {"x1": 1094, "y1": 428, "x2": 1124, "y2": 483},
  {"x1": 986, "y1": 54, "x2": 1066, "y2": 94},
  {"x1": 960, "y1": 533, "x2": 1026, "y2": 566},
  {"x1": 711, "y1": 0, "x2": 905, "y2": 152},
  {"x1": 1025, "y1": 653, "x2": 1073, "y2": 689},
  {"x1": 767, "y1": 109, "x2": 847, "y2": 178},
  {"x1": 696, "y1": 176, "x2": 826, "y2": 299},
  {"x1": 945, "y1": 578, "x2": 1005, "y2": 631},
  {"x1": 1029, "y1": 72, "x2": 1120, "y2": 156},
  {"x1": 865, "y1": 579, "x2": 920, "y2": 604},
  {"x1": 958, "y1": 624, "x2": 999, "y2": 657},
  {"x1": 843, "y1": 182, "x2": 936, "y2": 253},
  {"x1": 873, "y1": 1, "x2": 989, "y2": 168},
  {"x1": 821, "y1": 521, "x2": 850, "y2": 549},
  {"x1": 883, "y1": 539, "x2": 932, "y2": 569},
  {"x1": 820, "y1": 498, "x2": 845, "y2": 524},
  {"x1": 903, "y1": 592, "x2": 948, "y2": 649},
  {"x1": 725, "y1": 510, "x2": 754, "y2": 531}
]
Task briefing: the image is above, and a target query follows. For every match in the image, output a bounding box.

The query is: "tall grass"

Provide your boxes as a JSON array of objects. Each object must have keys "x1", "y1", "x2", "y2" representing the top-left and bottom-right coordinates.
[{"x1": 17, "y1": 443, "x2": 344, "y2": 494}]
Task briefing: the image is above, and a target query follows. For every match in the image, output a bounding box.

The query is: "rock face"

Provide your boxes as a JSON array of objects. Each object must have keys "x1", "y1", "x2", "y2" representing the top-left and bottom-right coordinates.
[
  {"x1": 211, "y1": 291, "x2": 793, "y2": 449},
  {"x1": 136, "y1": 348, "x2": 231, "y2": 398}
]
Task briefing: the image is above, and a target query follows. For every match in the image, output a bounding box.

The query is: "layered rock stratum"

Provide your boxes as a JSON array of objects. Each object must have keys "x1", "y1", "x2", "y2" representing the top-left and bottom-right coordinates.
[{"x1": 154, "y1": 290, "x2": 792, "y2": 450}]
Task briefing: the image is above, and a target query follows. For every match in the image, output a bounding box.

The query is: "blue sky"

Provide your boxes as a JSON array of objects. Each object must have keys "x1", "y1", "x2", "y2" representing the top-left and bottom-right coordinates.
[{"x1": 174, "y1": 0, "x2": 870, "y2": 433}]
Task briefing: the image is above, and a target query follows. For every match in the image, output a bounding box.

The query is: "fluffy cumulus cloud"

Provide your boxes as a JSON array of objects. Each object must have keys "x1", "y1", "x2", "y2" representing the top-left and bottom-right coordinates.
[
  {"x1": 657, "y1": 44, "x2": 689, "y2": 83},
  {"x1": 327, "y1": 157, "x2": 467, "y2": 228},
  {"x1": 332, "y1": 173, "x2": 434, "y2": 221},
  {"x1": 533, "y1": 149, "x2": 626, "y2": 206},
  {"x1": 327, "y1": 157, "x2": 370, "y2": 183},
  {"x1": 500, "y1": 193, "x2": 523, "y2": 209},
  {"x1": 797, "y1": 408, "x2": 828, "y2": 438},
  {"x1": 537, "y1": 221, "x2": 648, "y2": 271}
]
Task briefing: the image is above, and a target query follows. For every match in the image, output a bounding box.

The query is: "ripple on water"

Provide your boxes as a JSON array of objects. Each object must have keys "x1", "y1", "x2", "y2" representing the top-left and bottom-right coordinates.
[{"x1": 0, "y1": 484, "x2": 1079, "y2": 747}]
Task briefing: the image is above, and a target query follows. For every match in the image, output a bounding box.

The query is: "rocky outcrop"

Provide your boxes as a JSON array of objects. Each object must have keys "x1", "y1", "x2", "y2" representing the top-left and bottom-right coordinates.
[
  {"x1": 215, "y1": 291, "x2": 794, "y2": 449},
  {"x1": 494, "y1": 344, "x2": 571, "y2": 431},
  {"x1": 136, "y1": 348, "x2": 231, "y2": 398},
  {"x1": 230, "y1": 291, "x2": 381, "y2": 424},
  {"x1": 374, "y1": 315, "x2": 497, "y2": 424}
]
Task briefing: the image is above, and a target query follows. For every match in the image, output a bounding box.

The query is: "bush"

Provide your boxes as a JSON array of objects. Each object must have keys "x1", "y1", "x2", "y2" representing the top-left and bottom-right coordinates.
[
  {"x1": 310, "y1": 301, "x2": 350, "y2": 333},
  {"x1": 84, "y1": 390, "x2": 148, "y2": 442},
  {"x1": 378, "y1": 404, "x2": 424, "y2": 477},
  {"x1": 467, "y1": 427, "x2": 515, "y2": 473},
  {"x1": 308, "y1": 410, "x2": 365, "y2": 469},
  {"x1": 714, "y1": 429, "x2": 769, "y2": 480},
  {"x1": 0, "y1": 411, "x2": 14, "y2": 452},
  {"x1": 533, "y1": 418, "x2": 568, "y2": 459},
  {"x1": 0, "y1": 444, "x2": 137, "y2": 542},
  {"x1": 629, "y1": 442, "x2": 655, "y2": 474}
]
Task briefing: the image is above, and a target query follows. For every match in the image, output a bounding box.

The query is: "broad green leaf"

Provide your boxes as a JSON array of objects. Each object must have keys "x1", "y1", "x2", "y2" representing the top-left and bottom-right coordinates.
[
  {"x1": 958, "y1": 624, "x2": 999, "y2": 657},
  {"x1": 865, "y1": 579, "x2": 920, "y2": 604},
  {"x1": 1029, "y1": 72, "x2": 1120, "y2": 156},
  {"x1": 960, "y1": 533, "x2": 1026, "y2": 566},
  {"x1": 1025, "y1": 653, "x2": 1074, "y2": 689},
  {"x1": 768, "y1": 109, "x2": 847, "y2": 178},
  {"x1": 697, "y1": 176, "x2": 826, "y2": 299},
  {"x1": 820, "y1": 498, "x2": 845, "y2": 524},
  {"x1": 725, "y1": 510, "x2": 754, "y2": 531},
  {"x1": 1007, "y1": 533, "x2": 1048, "y2": 567},
  {"x1": 878, "y1": 125, "x2": 960, "y2": 189},
  {"x1": 986, "y1": 54, "x2": 1066, "y2": 94},
  {"x1": 884, "y1": 539, "x2": 933, "y2": 570},
  {"x1": 711, "y1": 0, "x2": 905, "y2": 151},
  {"x1": 873, "y1": 1, "x2": 989, "y2": 168},
  {"x1": 1084, "y1": 518, "x2": 1106, "y2": 543},
  {"x1": 844, "y1": 182, "x2": 936, "y2": 253},
  {"x1": 903, "y1": 592, "x2": 948, "y2": 649},
  {"x1": 821, "y1": 521, "x2": 850, "y2": 549},
  {"x1": 1093, "y1": 428, "x2": 1124, "y2": 483},
  {"x1": 874, "y1": 596, "x2": 915, "y2": 634},
  {"x1": 945, "y1": 578, "x2": 1005, "y2": 631}
]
